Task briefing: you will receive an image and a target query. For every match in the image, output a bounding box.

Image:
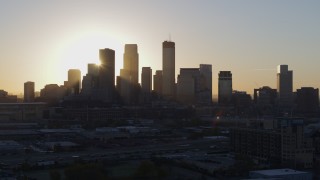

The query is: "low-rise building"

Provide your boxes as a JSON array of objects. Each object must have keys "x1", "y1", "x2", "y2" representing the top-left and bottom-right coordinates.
[{"x1": 249, "y1": 168, "x2": 312, "y2": 180}]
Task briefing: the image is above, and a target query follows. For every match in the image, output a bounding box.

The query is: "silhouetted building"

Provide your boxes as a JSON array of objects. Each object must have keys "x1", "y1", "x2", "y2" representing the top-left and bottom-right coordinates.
[
  {"x1": 231, "y1": 118, "x2": 314, "y2": 169},
  {"x1": 232, "y1": 91, "x2": 252, "y2": 110},
  {"x1": 141, "y1": 67, "x2": 152, "y2": 93},
  {"x1": 296, "y1": 87, "x2": 319, "y2": 114},
  {"x1": 119, "y1": 44, "x2": 139, "y2": 104},
  {"x1": 24, "y1": 81, "x2": 35, "y2": 102},
  {"x1": 0, "y1": 90, "x2": 17, "y2": 103},
  {"x1": 254, "y1": 86, "x2": 277, "y2": 115},
  {"x1": 254, "y1": 86, "x2": 277, "y2": 105},
  {"x1": 39, "y1": 84, "x2": 67, "y2": 105},
  {"x1": 177, "y1": 68, "x2": 200, "y2": 104},
  {"x1": 123, "y1": 44, "x2": 139, "y2": 86},
  {"x1": 99, "y1": 48, "x2": 115, "y2": 102},
  {"x1": 0, "y1": 102, "x2": 45, "y2": 121},
  {"x1": 141, "y1": 67, "x2": 152, "y2": 103},
  {"x1": 162, "y1": 41, "x2": 175, "y2": 100},
  {"x1": 66, "y1": 69, "x2": 81, "y2": 95},
  {"x1": 277, "y1": 65, "x2": 293, "y2": 108},
  {"x1": 199, "y1": 64, "x2": 212, "y2": 105},
  {"x1": 218, "y1": 71, "x2": 232, "y2": 105},
  {"x1": 153, "y1": 70, "x2": 163, "y2": 96},
  {"x1": 119, "y1": 69, "x2": 131, "y2": 104},
  {"x1": 88, "y1": 63, "x2": 99, "y2": 76},
  {"x1": 82, "y1": 64, "x2": 99, "y2": 95}
]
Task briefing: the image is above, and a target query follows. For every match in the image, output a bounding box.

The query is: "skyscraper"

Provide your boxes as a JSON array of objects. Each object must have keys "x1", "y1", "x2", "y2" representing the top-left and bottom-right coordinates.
[
  {"x1": 119, "y1": 44, "x2": 139, "y2": 104},
  {"x1": 123, "y1": 44, "x2": 139, "y2": 86},
  {"x1": 199, "y1": 64, "x2": 213, "y2": 104},
  {"x1": 67, "y1": 69, "x2": 81, "y2": 95},
  {"x1": 141, "y1": 67, "x2": 152, "y2": 103},
  {"x1": 153, "y1": 70, "x2": 163, "y2": 96},
  {"x1": 141, "y1": 67, "x2": 152, "y2": 94},
  {"x1": 99, "y1": 48, "x2": 115, "y2": 102},
  {"x1": 277, "y1": 65, "x2": 293, "y2": 108},
  {"x1": 82, "y1": 64, "x2": 99, "y2": 95},
  {"x1": 177, "y1": 68, "x2": 200, "y2": 104},
  {"x1": 162, "y1": 41, "x2": 175, "y2": 99},
  {"x1": 218, "y1": 71, "x2": 232, "y2": 105},
  {"x1": 24, "y1": 81, "x2": 35, "y2": 102}
]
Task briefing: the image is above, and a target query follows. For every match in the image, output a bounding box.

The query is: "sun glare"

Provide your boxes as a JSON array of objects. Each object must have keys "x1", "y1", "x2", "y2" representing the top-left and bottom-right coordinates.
[{"x1": 56, "y1": 30, "x2": 124, "y2": 83}]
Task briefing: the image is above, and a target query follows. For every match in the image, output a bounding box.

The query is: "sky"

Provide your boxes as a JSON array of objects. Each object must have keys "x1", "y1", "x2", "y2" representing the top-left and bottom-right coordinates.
[{"x1": 0, "y1": 0, "x2": 320, "y2": 95}]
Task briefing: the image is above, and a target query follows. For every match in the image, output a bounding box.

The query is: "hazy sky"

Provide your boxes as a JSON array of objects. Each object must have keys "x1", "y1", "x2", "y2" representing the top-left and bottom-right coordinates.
[{"x1": 1, "y1": 0, "x2": 320, "y2": 95}]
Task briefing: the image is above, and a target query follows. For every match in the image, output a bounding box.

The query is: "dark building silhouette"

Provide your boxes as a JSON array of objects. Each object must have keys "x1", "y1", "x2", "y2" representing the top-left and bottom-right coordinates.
[
  {"x1": 82, "y1": 64, "x2": 99, "y2": 95},
  {"x1": 24, "y1": 81, "x2": 35, "y2": 102},
  {"x1": 232, "y1": 91, "x2": 252, "y2": 110},
  {"x1": 123, "y1": 44, "x2": 139, "y2": 86},
  {"x1": 231, "y1": 118, "x2": 314, "y2": 169},
  {"x1": 99, "y1": 48, "x2": 115, "y2": 102},
  {"x1": 176, "y1": 65, "x2": 213, "y2": 105},
  {"x1": 66, "y1": 69, "x2": 81, "y2": 95},
  {"x1": 141, "y1": 67, "x2": 152, "y2": 93},
  {"x1": 277, "y1": 65, "x2": 293, "y2": 108},
  {"x1": 39, "y1": 84, "x2": 67, "y2": 105},
  {"x1": 218, "y1": 71, "x2": 232, "y2": 105},
  {"x1": 254, "y1": 86, "x2": 277, "y2": 115},
  {"x1": 153, "y1": 70, "x2": 163, "y2": 97},
  {"x1": 141, "y1": 67, "x2": 152, "y2": 103},
  {"x1": 199, "y1": 64, "x2": 213, "y2": 105},
  {"x1": 0, "y1": 90, "x2": 17, "y2": 103},
  {"x1": 296, "y1": 87, "x2": 319, "y2": 114},
  {"x1": 254, "y1": 86, "x2": 277, "y2": 105},
  {"x1": 177, "y1": 68, "x2": 200, "y2": 104},
  {"x1": 119, "y1": 44, "x2": 139, "y2": 104},
  {"x1": 162, "y1": 41, "x2": 175, "y2": 100}
]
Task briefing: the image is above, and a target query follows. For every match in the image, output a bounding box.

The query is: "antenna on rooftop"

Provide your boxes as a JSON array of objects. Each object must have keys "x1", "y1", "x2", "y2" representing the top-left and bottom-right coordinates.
[{"x1": 169, "y1": 33, "x2": 171, "y2": 42}]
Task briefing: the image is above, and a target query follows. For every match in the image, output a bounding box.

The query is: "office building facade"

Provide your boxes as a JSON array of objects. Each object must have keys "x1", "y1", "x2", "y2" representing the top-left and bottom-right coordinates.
[
  {"x1": 218, "y1": 71, "x2": 232, "y2": 105},
  {"x1": 153, "y1": 70, "x2": 163, "y2": 96},
  {"x1": 67, "y1": 69, "x2": 81, "y2": 95},
  {"x1": 162, "y1": 41, "x2": 175, "y2": 99},
  {"x1": 277, "y1": 65, "x2": 293, "y2": 108},
  {"x1": 99, "y1": 48, "x2": 115, "y2": 102},
  {"x1": 24, "y1": 81, "x2": 35, "y2": 102}
]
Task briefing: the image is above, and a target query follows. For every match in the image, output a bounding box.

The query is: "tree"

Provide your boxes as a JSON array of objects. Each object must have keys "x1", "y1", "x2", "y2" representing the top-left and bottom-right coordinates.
[
  {"x1": 64, "y1": 163, "x2": 108, "y2": 180},
  {"x1": 50, "y1": 170, "x2": 61, "y2": 180}
]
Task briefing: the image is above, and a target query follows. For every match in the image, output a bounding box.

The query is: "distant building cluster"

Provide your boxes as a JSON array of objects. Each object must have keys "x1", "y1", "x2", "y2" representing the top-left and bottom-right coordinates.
[{"x1": 0, "y1": 40, "x2": 318, "y2": 119}]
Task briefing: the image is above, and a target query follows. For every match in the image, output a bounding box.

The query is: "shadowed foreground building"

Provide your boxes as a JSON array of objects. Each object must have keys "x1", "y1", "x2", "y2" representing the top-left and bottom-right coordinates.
[
  {"x1": 230, "y1": 118, "x2": 314, "y2": 169},
  {"x1": 0, "y1": 102, "x2": 45, "y2": 121}
]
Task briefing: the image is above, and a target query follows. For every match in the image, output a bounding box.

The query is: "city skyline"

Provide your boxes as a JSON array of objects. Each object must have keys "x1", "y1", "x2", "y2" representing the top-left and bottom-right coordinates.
[{"x1": 1, "y1": 1, "x2": 320, "y2": 94}]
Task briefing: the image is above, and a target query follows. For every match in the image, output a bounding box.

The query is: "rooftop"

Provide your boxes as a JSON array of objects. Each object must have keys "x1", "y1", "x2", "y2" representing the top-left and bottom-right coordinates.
[{"x1": 251, "y1": 168, "x2": 308, "y2": 176}]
